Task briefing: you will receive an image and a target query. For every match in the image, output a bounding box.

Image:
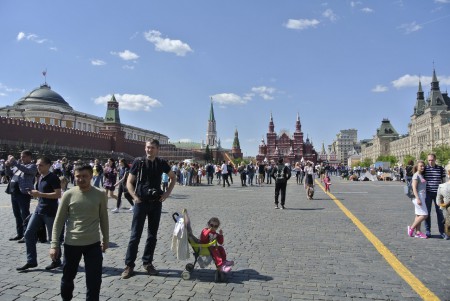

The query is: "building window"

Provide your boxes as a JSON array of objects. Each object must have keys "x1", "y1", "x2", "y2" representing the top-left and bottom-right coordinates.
[
  {"x1": 61, "y1": 121, "x2": 66, "y2": 127},
  {"x1": 28, "y1": 117, "x2": 35, "y2": 122},
  {"x1": 83, "y1": 123, "x2": 86, "y2": 131},
  {"x1": 78, "y1": 122, "x2": 81, "y2": 129},
  {"x1": 88, "y1": 124, "x2": 92, "y2": 132},
  {"x1": 50, "y1": 118, "x2": 55, "y2": 125},
  {"x1": 40, "y1": 118, "x2": 46, "y2": 124}
]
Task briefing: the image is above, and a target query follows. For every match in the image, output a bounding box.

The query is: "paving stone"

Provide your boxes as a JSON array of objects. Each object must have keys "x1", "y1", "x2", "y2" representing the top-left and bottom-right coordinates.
[{"x1": 0, "y1": 179, "x2": 449, "y2": 300}]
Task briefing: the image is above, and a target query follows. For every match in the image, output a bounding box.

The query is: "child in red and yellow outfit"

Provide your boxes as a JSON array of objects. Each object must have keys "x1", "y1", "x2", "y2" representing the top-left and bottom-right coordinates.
[{"x1": 200, "y1": 217, "x2": 234, "y2": 273}]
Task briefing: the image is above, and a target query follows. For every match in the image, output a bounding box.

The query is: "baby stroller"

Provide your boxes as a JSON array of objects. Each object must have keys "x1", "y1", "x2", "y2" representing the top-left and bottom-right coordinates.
[{"x1": 172, "y1": 209, "x2": 227, "y2": 282}]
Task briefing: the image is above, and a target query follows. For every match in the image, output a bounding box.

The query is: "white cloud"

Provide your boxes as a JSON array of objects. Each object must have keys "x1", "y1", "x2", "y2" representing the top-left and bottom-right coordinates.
[
  {"x1": 350, "y1": 1, "x2": 362, "y2": 7},
  {"x1": 122, "y1": 65, "x2": 135, "y2": 70},
  {"x1": 94, "y1": 94, "x2": 161, "y2": 111},
  {"x1": 17, "y1": 32, "x2": 25, "y2": 41},
  {"x1": 251, "y1": 86, "x2": 276, "y2": 100},
  {"x1": 178, "y1": 138, "x2": 192, "y2": 143},
  {"x1": 111, "y1": 50, "x2": 139, "y2": 61},
  {"x1": 392, "y1": 74, "x2": 423, "y2": 88},
  {"x1": 392, "y1": 74, "x2": 450, "y2": 88},
  {"x1": 0, "y1": 83, "x2": 24, "y2": 95},
  {"x1": 211, "y1": 93, "x2": 247, "y2": 105},
  {"x1": 49, "y1": 47, "x2": 58, "y2": 51},
  {"x1": 322, "y1": 9, "x2": 338, "y2": 22},
  {"x1": 435, "y1": 0, "x2": 450, "y2": 3},
  {"x1": 398, "y1": 22, "x2": 422, "y2": 34},
  {"x1": 144, "y1": 30, "x2": 193, "y2": 56},
  {"x1": 91, "y1": 59, "x2": 106, "y2": 66},
  {"x1": 16, "y1": 31, "x2": 47, "y2": 43},
  {"x1": 284, "y1": 19, "x2": 320, "y2": 30},
  {"x1": 371, "y1": 85, "x2": 388, "y2": 92},
  {"x1": 361, "y1": 7, "x2": 374, "y2": 13}
]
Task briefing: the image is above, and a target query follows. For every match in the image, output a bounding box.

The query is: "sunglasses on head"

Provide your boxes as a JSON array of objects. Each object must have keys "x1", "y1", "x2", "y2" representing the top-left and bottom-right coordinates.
[{"x1": 209, "y1": 224, "x2": 219, "y2": 228}]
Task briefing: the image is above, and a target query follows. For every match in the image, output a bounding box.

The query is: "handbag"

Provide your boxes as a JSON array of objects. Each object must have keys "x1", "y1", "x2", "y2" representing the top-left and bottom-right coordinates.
[{"x1": 5, "y1": 182, "x2": 11, "y2": 194}]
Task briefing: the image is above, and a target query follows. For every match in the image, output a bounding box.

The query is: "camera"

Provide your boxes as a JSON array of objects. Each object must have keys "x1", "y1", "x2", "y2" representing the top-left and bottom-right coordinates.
[{"x1": 137, "y1": 183, "x2": 162, "y2": 202}]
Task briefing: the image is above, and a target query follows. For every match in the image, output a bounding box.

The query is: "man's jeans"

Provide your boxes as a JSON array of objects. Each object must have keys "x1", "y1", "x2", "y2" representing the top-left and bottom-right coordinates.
[
  {"x1": 425, "y1": 191, "x2": 445, "y2": 234},
  {"x1": 61, "y1": 242, "x2": 103, "y2": 301},
  {"x1": 125, "y1": 200, "x2": 162, "y2": 268},
  {"x1": 24, "y1": 213, "x2": 55, "y2": 265},
  {"x1": 11, "y1": 192, "x2": 31, "y2": 237}
]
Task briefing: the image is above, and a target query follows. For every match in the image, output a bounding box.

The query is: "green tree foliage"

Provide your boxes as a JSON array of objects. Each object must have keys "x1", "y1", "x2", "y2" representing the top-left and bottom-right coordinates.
[
  {"x1": 419, "y1": 151, "x2": 429, "y2": 161},
  {"x1": 360, "y1": 157, "x2": 373, "y2": 168},
  {"x1": 376, "y1": 155, "x2": 398, "y2": 166},
  {"x1": 403, "y1": 154, "x2": 416, "y2": 166},
  {"x1": 204, "y1": 145, "x2": 212, "y2": 162},
  {"x1": 433, "y1": 145, "x2": 450, "y2": 166}
]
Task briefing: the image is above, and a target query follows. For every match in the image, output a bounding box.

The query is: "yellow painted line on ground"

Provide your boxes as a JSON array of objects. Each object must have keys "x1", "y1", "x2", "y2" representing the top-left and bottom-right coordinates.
[{"x1": 315, "y1": 180, "x2": 440, "y2": 301}]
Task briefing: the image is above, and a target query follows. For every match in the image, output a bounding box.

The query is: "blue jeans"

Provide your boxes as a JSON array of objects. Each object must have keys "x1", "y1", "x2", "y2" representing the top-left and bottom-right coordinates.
[
  {"x1": 11, "y1": 192, "x2": 31, "y2": 237},
  {"x1": 93, "y1": 176, "x2": 101, "y2": 188},
  {"x1": 25, "y1": 213, "x2": 55, "y2": 265},
  {"x1": 61, "y1": 242, "x2": 103, "y2": 301},
  {"x1": 424, "y1": 191, "x2": 445, "y2": 234},
  {"x1": 125, "y1": 201, "x2": 162, "y2": 268}
]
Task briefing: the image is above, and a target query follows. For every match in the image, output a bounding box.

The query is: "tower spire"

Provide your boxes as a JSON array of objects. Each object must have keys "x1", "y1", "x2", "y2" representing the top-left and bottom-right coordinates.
[
  {"x1": 209, "y1": 97, "x2": 215, "y2": 121},
  {"x1": 206, "y1": 97, "x2": 217, "y2": 148}
]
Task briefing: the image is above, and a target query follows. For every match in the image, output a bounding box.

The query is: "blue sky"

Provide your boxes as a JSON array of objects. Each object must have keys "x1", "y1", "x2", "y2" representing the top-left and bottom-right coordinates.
[{"x1": 1, "y1": 0, "x2": 450, "y2": 156}]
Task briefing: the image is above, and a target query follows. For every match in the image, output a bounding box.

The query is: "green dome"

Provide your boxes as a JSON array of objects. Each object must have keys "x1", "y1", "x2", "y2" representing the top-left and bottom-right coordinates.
[{"x1": 14, "y1": 84, "x2": 72, "y2": 109}]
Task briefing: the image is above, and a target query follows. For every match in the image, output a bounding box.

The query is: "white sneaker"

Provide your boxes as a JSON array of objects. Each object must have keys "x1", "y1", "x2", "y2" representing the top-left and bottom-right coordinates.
[
  {"x1": 111, "y1": 208, "x2": 119, "y2": 213},
  {"x1": 129, "y1": 206, "x2": 134, "y2": 211}
]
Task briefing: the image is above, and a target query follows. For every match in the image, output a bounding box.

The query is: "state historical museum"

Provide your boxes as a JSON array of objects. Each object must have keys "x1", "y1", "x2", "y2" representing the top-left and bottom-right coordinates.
[{"x1": 256, "y1": 113, "x2": 317, "y2": 164}]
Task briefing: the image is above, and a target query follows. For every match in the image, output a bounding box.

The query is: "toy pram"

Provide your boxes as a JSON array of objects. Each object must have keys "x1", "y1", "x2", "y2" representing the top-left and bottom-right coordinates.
[{"x1": 172, "y1": 209, "x2": 227, "y2": 282}]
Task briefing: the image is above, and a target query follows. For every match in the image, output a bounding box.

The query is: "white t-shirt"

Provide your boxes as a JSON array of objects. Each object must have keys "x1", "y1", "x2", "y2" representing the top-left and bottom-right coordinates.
[{"x1": 221, "y1": 164, "x2": 228, "y2": 174}]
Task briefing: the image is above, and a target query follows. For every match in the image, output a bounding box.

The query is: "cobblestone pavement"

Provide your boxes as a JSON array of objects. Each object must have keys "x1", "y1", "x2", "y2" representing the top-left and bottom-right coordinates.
[{"x1": 0, "y1": 176, "x2": 449, "y2": 301}]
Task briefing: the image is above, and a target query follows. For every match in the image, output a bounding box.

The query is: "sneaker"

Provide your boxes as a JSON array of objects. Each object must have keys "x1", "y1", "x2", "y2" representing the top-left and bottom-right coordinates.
[
  {"x1": 121, "y1": 266, "x2": 134, "y2": 279},
  {"x1": 111, "y1": 208, "x2": 119, "y2": 213},
  {"x1": 407, "y1": 226, "x2": 414, "y2": 237},
  {"x1": 281, "y1": 205, "x2": 285, "y2": 210},
  {"x1": 274, "y1": 206, "x2": 279, "y2": 209},
  {"x1": 129, "y1": 206, "x2": 134, "y2": 211},
  {"x1": 415, "y1": 232, "x2": 428, "y2": 239},
  {"x1": 143, "y1": 263, "x2": 158, "y2": 276},
  {"x1": 224, "y1": 260, "x2": 234, "y2": 266},
  {"x1": 440, "y1": 233, "x2": 450, "y2": 240},
  {"x1": 45, "y1": 260, "x2": 62, "y2": 270},
  {"x1": 425, "y1": 231, "x2": 431, "y2": 238},
  {"x1": 221, "y1": 265, "x2": 232, "y2": 273}
]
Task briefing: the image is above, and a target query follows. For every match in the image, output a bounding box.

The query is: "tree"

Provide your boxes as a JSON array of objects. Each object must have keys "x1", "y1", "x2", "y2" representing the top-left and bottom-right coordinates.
[
  {"x1": 376, "y1": 155, "x2": 398, "y2": 166},
  {"x1": 403, "y1": 154, "x2": 416, "y2": 166},
  {"x1": 433, "y1": 144, "x2": 450, "y2": 166},
  {"x1": 360, "y1": 157, "x2": 373, "y2": 168},
  {"x1": 204, "y1": 145, "x2": 212, "y2": 162}
]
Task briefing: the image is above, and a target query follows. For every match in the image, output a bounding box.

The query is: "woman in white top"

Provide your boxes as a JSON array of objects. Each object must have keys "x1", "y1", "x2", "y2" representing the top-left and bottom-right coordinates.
[{"x1": 407, "y1": 160, "x2": 428, "y2": 239}]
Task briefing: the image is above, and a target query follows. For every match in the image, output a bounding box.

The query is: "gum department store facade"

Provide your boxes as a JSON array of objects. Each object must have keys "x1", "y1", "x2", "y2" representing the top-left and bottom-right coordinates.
[{"x1": 362, "y1": 69, "x2": 450, "y2": 164}]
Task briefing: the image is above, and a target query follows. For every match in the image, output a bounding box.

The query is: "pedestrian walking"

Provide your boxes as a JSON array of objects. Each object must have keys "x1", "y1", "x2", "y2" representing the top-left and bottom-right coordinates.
[
  {"x1": 271, "y1": 158, "x2": 291, "y2": 209},
  {"x1": 50, "y1": 164, "x2": 109, "y2": 301}
]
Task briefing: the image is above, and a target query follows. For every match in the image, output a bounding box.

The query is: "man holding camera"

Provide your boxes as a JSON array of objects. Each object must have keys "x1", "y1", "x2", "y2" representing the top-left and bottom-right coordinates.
[
  {"x1": 5, "y1": 150, "x2": 37, "y2": 242},
  {"x1": 121, "y1": 139, "x2": 176, "y2": 279}
]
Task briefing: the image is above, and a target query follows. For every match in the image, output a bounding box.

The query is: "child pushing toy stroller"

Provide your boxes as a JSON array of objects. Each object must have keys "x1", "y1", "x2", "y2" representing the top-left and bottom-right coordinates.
[{"x1": 172, "y1": 209, "x2": 234, "y2": 282}]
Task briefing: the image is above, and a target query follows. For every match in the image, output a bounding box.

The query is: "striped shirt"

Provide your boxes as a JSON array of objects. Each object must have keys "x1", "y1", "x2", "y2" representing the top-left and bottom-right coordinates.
[{"x1": 424, "y1": 164, "x2": 445, "y2": 193}]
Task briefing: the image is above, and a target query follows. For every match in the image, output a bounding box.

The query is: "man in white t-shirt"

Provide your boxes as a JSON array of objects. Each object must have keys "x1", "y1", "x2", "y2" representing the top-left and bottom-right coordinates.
[{"x1": 221, "y1": 161, "x2": 230, "y2": 187}]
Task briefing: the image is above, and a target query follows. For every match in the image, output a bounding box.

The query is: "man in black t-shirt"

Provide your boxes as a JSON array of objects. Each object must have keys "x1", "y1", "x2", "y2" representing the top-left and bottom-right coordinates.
[
  {"x1": 17, "y1": 156, "x2": 61, "y2": 271},
  {"x1": 121, "y1": 139, "x2": 176, "y2": 279}
]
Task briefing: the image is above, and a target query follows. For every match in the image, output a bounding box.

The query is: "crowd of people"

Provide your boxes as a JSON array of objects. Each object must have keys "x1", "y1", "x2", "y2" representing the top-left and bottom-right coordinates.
[{"x1": 2, "y1": 146, "x2": 450, "y2": 300}]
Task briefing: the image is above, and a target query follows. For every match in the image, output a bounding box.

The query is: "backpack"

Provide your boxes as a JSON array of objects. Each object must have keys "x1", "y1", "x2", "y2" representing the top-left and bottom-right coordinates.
[
  {"x1": 404, "y1": 181, "x2": 414, "y2": 199},
  {"x1": 276, "y1": 164, "x2": 286, "y2": 182}
]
